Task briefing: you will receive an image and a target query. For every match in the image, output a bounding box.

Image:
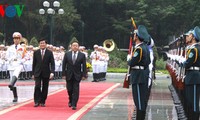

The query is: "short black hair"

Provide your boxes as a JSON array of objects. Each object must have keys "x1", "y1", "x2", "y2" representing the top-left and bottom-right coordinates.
[
  {"x1": 70, "y1": 40, "x2": 79, "y2": 45},
  {"x1": 38, "y1": 38, "x2": 48, "y2": 44}
]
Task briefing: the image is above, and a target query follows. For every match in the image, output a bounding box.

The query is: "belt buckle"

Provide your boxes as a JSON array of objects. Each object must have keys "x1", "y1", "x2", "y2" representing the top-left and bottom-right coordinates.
[{"x1": 14, "y1": 59, "x2": 17, "y2": 61}]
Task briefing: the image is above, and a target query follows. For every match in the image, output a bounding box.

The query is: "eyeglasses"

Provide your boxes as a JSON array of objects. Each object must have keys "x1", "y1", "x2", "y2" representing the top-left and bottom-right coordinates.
[{"x1": 13, "y1": 37, "x2": 20, "y2": 39}]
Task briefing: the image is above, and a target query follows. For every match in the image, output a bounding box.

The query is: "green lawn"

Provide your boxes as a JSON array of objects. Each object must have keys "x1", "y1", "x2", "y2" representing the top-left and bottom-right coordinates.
[{"x1": 89, "y1": 67, "x2": 168, "y2": 74}]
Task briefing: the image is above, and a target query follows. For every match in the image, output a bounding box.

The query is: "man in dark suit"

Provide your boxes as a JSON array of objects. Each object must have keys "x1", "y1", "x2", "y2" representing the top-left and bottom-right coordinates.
[
  {"x1": 62, "y1": 40, "x2": 86, "y2": 110},
  {"x1": 32, "y1": 39, "x2": 55, "y2": 107}
]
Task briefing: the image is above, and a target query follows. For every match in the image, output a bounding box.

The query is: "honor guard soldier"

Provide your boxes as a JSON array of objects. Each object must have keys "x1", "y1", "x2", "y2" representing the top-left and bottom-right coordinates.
[
  {"x1": 6, "y1": 32, "x2": 26, "y2": 102},
  {"x1": 181, "y1": 26, "x2": 200, "y2": 120},
  {"x1": 127, "y1": 25, "x2": 150, "y2": 120}
]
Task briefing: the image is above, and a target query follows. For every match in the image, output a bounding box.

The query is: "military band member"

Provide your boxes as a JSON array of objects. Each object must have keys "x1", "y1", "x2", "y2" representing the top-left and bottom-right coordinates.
[
  {"x1": 0, "y1": 44, "x2": 6, "y2": 79},
  {"x1": 6, "y1": 32, "x2": 26, "y2": 102},
  {"x1": 90, "y1": 44, "x2": 100, "y2": 82},
  {"x1": 24, "y1": 45, "x2": 34, "y2": 79},
  {"x1": 101, "y1": 47, "x2": 109, "y2": 80},
  {"x1": 181, "y1": 26, "x2": 200, "y2": 120},
  {"x1": 127, "y1": 25, "x2": 150, "y2": 120},
  {"x1": 54, "y1": 47, "x2": 62, "y2": 79}
]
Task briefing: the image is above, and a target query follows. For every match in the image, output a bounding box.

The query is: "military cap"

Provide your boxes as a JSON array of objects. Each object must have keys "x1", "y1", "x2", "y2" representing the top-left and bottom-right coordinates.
[
  {"x1": 135, "y1": 25, "x2": 150, "y2": 42},
  {"x1": 93, "y1": 44, "x2": 98, "y2": 48},
  {"x1": 13, "y1": 32, "x2": 22, "y2": 38},
  {"x1": 184, "y1": 29, "x2": 193, "y2": 36},
  {"x1": 193, "y1": 26, "x2": 200, "y2": 41}
]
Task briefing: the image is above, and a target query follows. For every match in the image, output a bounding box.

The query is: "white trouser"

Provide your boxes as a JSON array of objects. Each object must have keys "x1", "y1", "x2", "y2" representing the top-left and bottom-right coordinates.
[
  {"x1": 9, "y1": 65, "x2": 23, "y2": 86},
  {"x1": 92, "y1": 61, "x2": 100, "y2": 73}
]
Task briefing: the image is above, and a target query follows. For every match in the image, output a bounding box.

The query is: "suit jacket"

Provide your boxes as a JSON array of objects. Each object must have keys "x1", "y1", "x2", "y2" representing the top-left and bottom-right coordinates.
[
  {"x1": 62, "y1": 51, "x2": 86, "y2": 82},
  {"x1": 32, "y1": 49, "x2": 55, "y2": 78}
]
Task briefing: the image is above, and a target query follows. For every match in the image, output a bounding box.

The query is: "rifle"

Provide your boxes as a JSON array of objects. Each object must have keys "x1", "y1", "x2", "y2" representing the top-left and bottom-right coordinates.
[{"x1": 123, "y1": 17, "x2": 137, "y2": 88}]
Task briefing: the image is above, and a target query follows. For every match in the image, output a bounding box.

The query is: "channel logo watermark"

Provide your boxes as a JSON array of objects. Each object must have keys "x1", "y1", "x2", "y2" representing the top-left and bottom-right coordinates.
[{"x1": 0, "y1": 4, "x2": 24, "y2": 18}]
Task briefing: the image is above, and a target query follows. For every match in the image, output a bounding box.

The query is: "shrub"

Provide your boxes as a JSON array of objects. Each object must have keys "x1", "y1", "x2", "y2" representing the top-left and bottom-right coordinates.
[
  {"x1": 29, "y1": 37, "x2": 38, "y2": 47},
  {"x1": 108, "y1": 49, "x2": 127, "y2": 68},
  {"x1": 155, "y1": 57, "x2": 166, "y2": 70}
]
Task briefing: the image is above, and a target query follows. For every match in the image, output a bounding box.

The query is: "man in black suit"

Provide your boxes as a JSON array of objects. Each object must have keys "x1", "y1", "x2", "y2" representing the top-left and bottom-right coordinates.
[
  {"x1": 62, "y1": 40, "x2": 86, "y2": 110},
  {"x1": 32, "y1": 39, "x2": 55, "y2": 107}
]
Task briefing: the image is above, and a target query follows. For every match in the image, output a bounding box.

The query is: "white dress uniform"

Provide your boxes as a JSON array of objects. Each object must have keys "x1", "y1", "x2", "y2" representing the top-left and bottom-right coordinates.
[
  {"x1": 90, "y1": 50, "x2": 100, "y2": 82},
  {"x1": 148, "y1": 38, "x2": 155, "y2": 87},
  {"x1": 6, "y1": 44, "x2": 25, "y2": 81},
  {"x1": 54, "y1": 51, "x2": 62, "y2": 72}
]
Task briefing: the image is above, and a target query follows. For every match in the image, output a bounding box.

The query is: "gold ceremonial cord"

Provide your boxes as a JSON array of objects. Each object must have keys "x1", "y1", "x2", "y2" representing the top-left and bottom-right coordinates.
[
  {"x1": 186, "y1": 48, "x2": 198, "y2": 63},
  {"x1": 194, "y1": 48, "x2": 198, "y2": 63},
  {"x1": 132, "y1": 47, "x2": 142, "y2": 63},
  {"x1": 186, "y1": 49, "x2": 190, "y2": 59}
]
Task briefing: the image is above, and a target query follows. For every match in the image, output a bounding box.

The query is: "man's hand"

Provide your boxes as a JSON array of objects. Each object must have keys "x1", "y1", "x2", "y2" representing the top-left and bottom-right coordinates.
[
  {"x1": 127, "y1": 54, "x2": 132, "y2": 61},
  {"x1": 62, "y1": 76, "x2": 66, "y2": 80},
  {"x1": 32, "y1": 75, "x2": 35, "y2": 80},
  {"x1": 82, "y1": 77, "x2": 86, "y2": 80},
  {"x1": 49, "y1": 73, "x2": 54, "y2": 80}
]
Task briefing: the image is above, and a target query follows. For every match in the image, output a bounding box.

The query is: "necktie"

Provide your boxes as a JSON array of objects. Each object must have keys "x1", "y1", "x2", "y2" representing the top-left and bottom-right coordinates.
[
  {"x1": 72, "y1": 51, "x2": 76, "y2": 64},
  {"x1": 15, "y1": 45, "x2": 17, "y2": 49},
  {"x1": 41, "y1": 50, "x2": 44, "y2": 60}
]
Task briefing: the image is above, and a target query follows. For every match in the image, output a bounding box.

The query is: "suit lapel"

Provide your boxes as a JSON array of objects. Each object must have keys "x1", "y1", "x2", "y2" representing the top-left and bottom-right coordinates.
[
  {"x1": 43, "y1": 49, "x2": 47, "y2": 60},
  {"x1": 38, "y1": 50, "x2": 42, "y2": 61},
  {"x1": 68, "y1": 51, "x2": 73, "y2": 64}
]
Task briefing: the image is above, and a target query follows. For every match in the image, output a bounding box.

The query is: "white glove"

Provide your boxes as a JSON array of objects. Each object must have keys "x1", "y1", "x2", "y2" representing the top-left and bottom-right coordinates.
[
  {"x1": 180, "y1": 57, "x2": 186, "y2": 63},
  {"x1": 127, "y1": 54, "x2": 131, "y2": 61},
  {"x1": 49, "y1": 73, "x2": 54, "y2": 80},
  {"x1": 148, "y1": 77, "x2": 152, "y2": 88}
]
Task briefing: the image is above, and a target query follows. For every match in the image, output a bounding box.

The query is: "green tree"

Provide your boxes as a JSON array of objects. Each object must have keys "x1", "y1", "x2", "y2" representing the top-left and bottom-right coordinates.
[{"x1": 29, "y1": 37, "x2": 38, "y2": 47}]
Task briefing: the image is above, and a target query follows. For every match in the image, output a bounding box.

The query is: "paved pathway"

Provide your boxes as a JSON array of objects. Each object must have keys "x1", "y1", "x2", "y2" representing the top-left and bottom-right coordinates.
[{"x1": 0, "y1": 72, "x2": 177, "y2": 120}]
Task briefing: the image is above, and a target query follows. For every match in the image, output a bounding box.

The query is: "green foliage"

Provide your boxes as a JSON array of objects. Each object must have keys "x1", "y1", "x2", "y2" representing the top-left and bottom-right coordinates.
[
  {"x1": 155, "y1": 57, "x2": 166, "y2": 70},
  {"x1": 29, "y1": 37, "x2": 38, "y2": 47},
  {"x1": 107, "y1": 67, "x2": 127, "y2": 73},
  {"x1": 108, "y1": 49, "x2": 127, "y2": 68},
  {"x1": 1, "y1": 0, "x2": 200, "y2": 50}
]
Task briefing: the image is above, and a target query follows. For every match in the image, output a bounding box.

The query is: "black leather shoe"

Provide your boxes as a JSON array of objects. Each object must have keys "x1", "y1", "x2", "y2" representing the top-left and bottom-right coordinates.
[
  {"x1": 68, "y1": 103, "x2": 72, "y2": 107},
  {"x1": 72, "y1": 106, "x2": 76, "y2": 110},
  {"x1": 12, "y1": 97, "x2": 18, "y2": 102},
  {"x1": 41, "y1": 103, "x2": 46, "y2": 107},
  {"x1": 34, "y1": 103, "x2": 39, "y2": 107}
]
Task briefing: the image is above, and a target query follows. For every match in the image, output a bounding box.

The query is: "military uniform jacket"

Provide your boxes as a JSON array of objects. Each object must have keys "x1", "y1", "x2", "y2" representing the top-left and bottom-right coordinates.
[
  {"x1": 128, "y1": 43, "x2": 150, "y2": 84},
  {"x1": 184, "y1": 43, "x2": 200, "y2": 85},
  {"x1": 6, "y1": 44, "x2": 25, "y2": 70}
]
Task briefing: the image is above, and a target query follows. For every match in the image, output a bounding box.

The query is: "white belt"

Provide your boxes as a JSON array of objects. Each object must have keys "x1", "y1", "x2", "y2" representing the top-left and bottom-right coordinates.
[
  {"x1": 188, "y1": 66, "x2": 200, "y2": 71},
  {"x1": 131, "y1": 66, "x2": 144, "y2": 70}
]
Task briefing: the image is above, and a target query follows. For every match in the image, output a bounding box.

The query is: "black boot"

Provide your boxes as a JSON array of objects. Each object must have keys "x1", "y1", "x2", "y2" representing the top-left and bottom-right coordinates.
[
  {"x1": 141, "y1": 110, "x2": 146, "y2": 120},
  {"x1": 136, "y1": 110, "x2": 141, "y2": 120},
  {"x1": 92, "y1": 73, "x2": 98, "y2": 82},
  {"x1": 8, "y1": 76, "x2": 18, "y2": 91},
  {"x1": 12, "y1": 87, "x2": 18, "y2": 102},
  {"x1": 193, "y1": 112, "x2": 199, "y2": 120},
  {"x1": 136, "y1": 110, "x2": 145, "y2": 120}
]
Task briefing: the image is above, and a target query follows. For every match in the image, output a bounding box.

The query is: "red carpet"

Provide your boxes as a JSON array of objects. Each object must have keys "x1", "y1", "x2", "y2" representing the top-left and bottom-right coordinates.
[{"x1": 0, "y1": 82, "x2": 119, "y2": 120}]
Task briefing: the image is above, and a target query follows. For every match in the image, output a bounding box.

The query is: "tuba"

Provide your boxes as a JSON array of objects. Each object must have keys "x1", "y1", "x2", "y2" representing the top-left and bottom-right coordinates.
[
  {"x1": 103, "y1": 39, "x2": 115, "y2": 52},
  {"x1": 20, "y1": 37, "x2": 28, "y2": 45}
]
